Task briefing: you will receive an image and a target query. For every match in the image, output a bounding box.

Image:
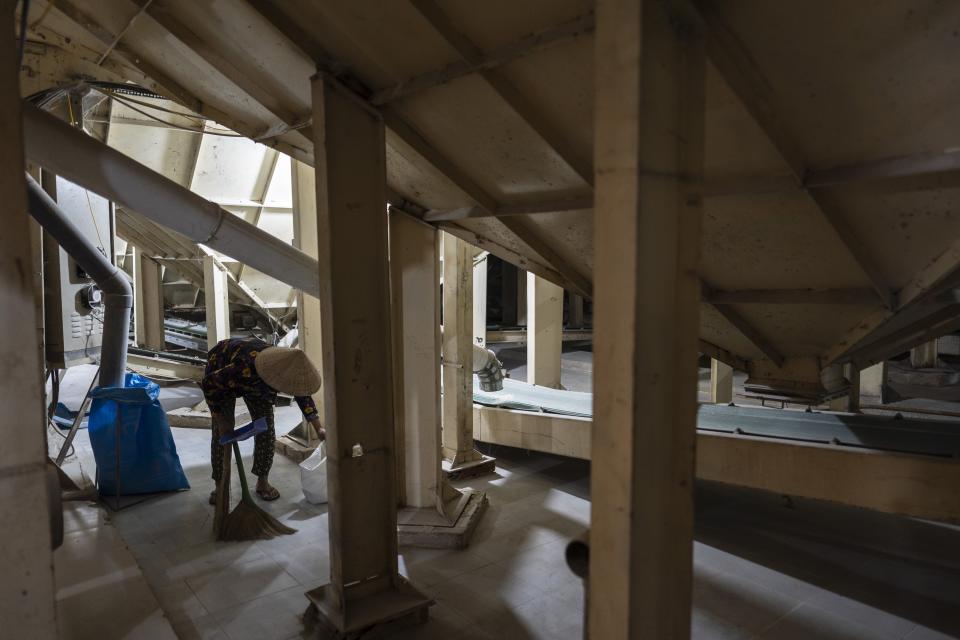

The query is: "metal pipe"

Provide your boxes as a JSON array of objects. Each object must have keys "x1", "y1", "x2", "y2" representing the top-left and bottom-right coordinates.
[
  {"x1": 27, "y1": 176, "x2": 131, "y2": 388},
  {"x1": 472, "y1": 343, "x2": 505, "y2": 392},
  {"x1": 21, "y1": 101, "x2": 321, "y2": 298}
]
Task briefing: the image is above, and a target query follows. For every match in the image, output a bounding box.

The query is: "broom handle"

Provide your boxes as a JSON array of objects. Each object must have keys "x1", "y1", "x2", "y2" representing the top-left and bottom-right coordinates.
[
  {"x1": 214, "y1": 440, "x2": 232, "y2": 536},
  {"x1": 231, "y1": 441, "x2": 254, "y2": 504}
]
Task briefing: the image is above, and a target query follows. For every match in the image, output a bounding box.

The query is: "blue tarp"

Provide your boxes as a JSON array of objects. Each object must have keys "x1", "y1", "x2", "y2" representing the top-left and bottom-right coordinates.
[{"x1": 88, "y1": 372, "x2": 190, "y2": 496}]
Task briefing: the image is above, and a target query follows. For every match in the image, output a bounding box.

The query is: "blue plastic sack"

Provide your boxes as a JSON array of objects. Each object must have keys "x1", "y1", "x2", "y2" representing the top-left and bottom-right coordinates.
[{"x1": 88, "y1": 372, "x2": 190, "y2": 496}]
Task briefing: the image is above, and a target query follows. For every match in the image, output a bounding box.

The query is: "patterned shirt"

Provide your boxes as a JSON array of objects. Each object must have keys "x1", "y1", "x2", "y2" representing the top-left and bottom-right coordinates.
[{"x1": 201, "y1": 338, "x2": 318, "y2": 419}]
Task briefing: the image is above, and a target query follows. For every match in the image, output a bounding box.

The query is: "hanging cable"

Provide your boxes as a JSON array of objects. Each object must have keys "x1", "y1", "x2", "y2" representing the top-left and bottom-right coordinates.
[
  {"x1": 98, "y1": 88, "x2": 211, "y2": 122},
  {"x1": 105, "y1": 92, "x2": 244, "y2": 137}
]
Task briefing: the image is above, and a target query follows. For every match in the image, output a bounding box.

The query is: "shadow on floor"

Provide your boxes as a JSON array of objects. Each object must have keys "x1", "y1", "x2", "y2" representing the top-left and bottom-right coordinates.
[{"x1": 695, "y1": 481, "x2": 960, "y2": 638}]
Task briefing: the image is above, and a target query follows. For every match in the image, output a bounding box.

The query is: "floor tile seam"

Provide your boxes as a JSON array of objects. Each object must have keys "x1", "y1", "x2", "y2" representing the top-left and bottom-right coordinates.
[
  {"x1": 169, "y1": 575, "x2": 215, "y2": 621},
  {"x1": 153, "y1": 586, "x2": 229, "y2": 639},
  {"x1": 805, "y1": 598, "x2": 919, "y2": 639},
  {"x1": 702, "y1": 561, "x2": 808, "y2": 606},
  {"x1": 199, "y1": 564, "x2": 305, "y2": 617},
  {"x1": 208, "y1": 580, "x2": 312, "y2": 626},
  {"x1": 752, "y1": 600, "x2": 804, "y2": 638},
  {"x1": 895, "y1": 622, "x2": 922, "y2": 640}
]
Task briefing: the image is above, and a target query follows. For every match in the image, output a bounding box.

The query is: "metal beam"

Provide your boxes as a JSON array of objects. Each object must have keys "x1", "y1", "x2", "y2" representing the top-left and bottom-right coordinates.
[
  {"x1": 371, "y1": 12, "x2": 595, "y2": 105},
  {"x1": 127, "y1": 352, "x2": 203, "y2": 382},
  {"x1": 409, "y1": 0, "x2": 593, "y2": 186}
]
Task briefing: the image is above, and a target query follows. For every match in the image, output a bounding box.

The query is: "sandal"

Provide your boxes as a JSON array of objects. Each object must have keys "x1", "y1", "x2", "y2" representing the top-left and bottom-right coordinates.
[{"x1": 256, "y1": 486, "x2": 280, "y2": 501}]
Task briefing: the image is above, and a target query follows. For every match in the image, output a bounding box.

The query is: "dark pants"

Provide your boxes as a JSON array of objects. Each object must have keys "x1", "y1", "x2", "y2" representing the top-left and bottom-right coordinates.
[{"x1": 207, "y1": 395, "x2": 276, "y2": 482}]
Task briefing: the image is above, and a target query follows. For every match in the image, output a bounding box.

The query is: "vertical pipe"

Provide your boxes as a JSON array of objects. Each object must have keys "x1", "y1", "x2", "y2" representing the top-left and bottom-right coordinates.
[{"x1": 26, "y1": 176, "x2": 131, "y2": 388}]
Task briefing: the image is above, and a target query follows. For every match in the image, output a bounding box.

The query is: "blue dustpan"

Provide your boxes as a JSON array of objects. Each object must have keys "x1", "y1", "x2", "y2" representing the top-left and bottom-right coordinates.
[{"x1": 219, "y1": 417, "x2": 268, "y2": 445}]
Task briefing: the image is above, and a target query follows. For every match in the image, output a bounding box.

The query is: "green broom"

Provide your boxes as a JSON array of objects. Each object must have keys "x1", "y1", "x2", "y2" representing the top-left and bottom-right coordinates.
[
  {"x1": 219, "y1": 441, "x2": 297, "y2": 541},
  {"x1": 213, "y1": 418, "x2": 296, "y2": 541}
]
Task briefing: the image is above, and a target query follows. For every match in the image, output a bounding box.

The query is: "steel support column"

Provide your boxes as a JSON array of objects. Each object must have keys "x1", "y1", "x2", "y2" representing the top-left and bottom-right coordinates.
[
  {"x1": 290, "y1": 157, "x2": 324, "y2": 439},
  {"x1": 0, "y1": 11, "x2": 57, "y2": 633},
  {"x1": 391, "y1": 213, "x2": 487, "y2": 546},
  {"x1": 527, "y1": 272, "x2": 563, "y2": 389},
  {"x1": 590, "y1": 0, "x2": 706, "y2": 637},
  {"x1": 441, "y1": 233, "x2": 485, "y2": 468},
  {"x1": 304, "y1": 74, "x2": 428, "y2": 634},
  {"x1": 203, "y1": 255, "x2": 230, "y2": 350},
  {"x1": 710, "y1": 359, "x2": 733, "y2": 404},
  {"x1": 132, "y1": 247, "x2": 165, "y2": 351}
]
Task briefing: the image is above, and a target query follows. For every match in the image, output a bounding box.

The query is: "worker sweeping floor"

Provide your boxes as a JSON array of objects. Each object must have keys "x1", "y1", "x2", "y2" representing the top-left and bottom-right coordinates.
[{"x1": 52, "y1": 365, "x2": 960, "y2": 640}]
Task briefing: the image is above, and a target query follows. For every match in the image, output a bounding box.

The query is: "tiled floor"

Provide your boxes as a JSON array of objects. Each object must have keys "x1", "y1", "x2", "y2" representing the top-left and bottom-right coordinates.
[
  {"x1": 53, "y1": 366, "x2": 960, "y2": 639},
  {"x1": 55, "y1": 501, "x2": 177, "y2": 639}
]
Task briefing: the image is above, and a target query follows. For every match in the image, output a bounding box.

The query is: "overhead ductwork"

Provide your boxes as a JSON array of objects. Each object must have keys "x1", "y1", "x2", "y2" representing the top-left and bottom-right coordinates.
[
  {"x1": 21, "y1": 101, "x2": 321, "y2": 299},
  {"x1": 26, "y1": 175, "x2": 131, "y2": 389}
]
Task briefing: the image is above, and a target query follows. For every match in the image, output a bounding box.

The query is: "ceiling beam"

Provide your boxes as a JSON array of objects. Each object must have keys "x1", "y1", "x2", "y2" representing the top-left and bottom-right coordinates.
[
  {"x1": 825, "y1": 232, "x2": 960, "y2": 364},
  {"x1": 701, "y1": 280, "x2": 784, "y2": 366},
  {"x1": 244, "y1": 1, "x2": 593, "y2": 299},
  {"x1": 694, "y1": 0, "x2": 895, "y2": 311},
  {"x1": 423, "y1": 195, "x2": 593, "y2": 222},
  {"x1": 52, "y1": 0, "x2": 311, "y2": 163},
  {"x1": 705, "y1": 288, "x2": 880, "y2": 306},
  {"x1": 370, "y1": 12, "x2": 594, "y2": 105},
  {"x1": 141, "y1": 3, "x2": 311, "y2": 138},
  {"x1": 708, "y1": 302, "x2": 785, "y2": 367},
  {"x1": 497, "y1": 216, "x2": 592, "y2": 299},
  {"x1": 382, "y1": 109, "x2": 500, "y2": 213},
  {"x1": 236, "y1": 148, "x2": 280, "y2": 282},
  {"x1": 698, "y1": 339, "x2": 749, "y2": 372},
  {"x1": 425, "y1": 145, "x2": 960, "y2": 218},
  {"x1": 436, "y1": 221, "x2": 572, "y2": 292},
  {"x1": 806, "y1": 148, "x2": 960, "y2": 189},
  {"x1": 850, "y1": 305, "x2": 960, "y2": 370},
  {"x1": 409, "y1": 0, "x2": 594, "y2": 187}
]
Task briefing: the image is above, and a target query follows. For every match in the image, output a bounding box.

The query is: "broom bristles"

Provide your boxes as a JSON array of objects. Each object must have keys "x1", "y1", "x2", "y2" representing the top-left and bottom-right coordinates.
[
  {"x1": 220, "y1": 500, "x2": 297, "y2": 541},
  {"x1": 215, "y1": 438, "x2": 297, "y2": 542}
]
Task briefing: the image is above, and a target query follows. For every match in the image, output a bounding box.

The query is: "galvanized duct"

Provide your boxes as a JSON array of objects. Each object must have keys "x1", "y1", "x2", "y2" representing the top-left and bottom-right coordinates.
[
  {"x1": 21, "y1": 101, "x2": 321, "y2": 299},
  {"x1": 26, "y1": 175, "x2": 131, "y2": 388}
]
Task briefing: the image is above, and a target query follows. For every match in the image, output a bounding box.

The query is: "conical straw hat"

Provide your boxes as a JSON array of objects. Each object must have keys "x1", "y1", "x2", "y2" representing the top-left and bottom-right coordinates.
[{"x1": 254, "y1": 347, "x2": 321, "y2": 397}]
